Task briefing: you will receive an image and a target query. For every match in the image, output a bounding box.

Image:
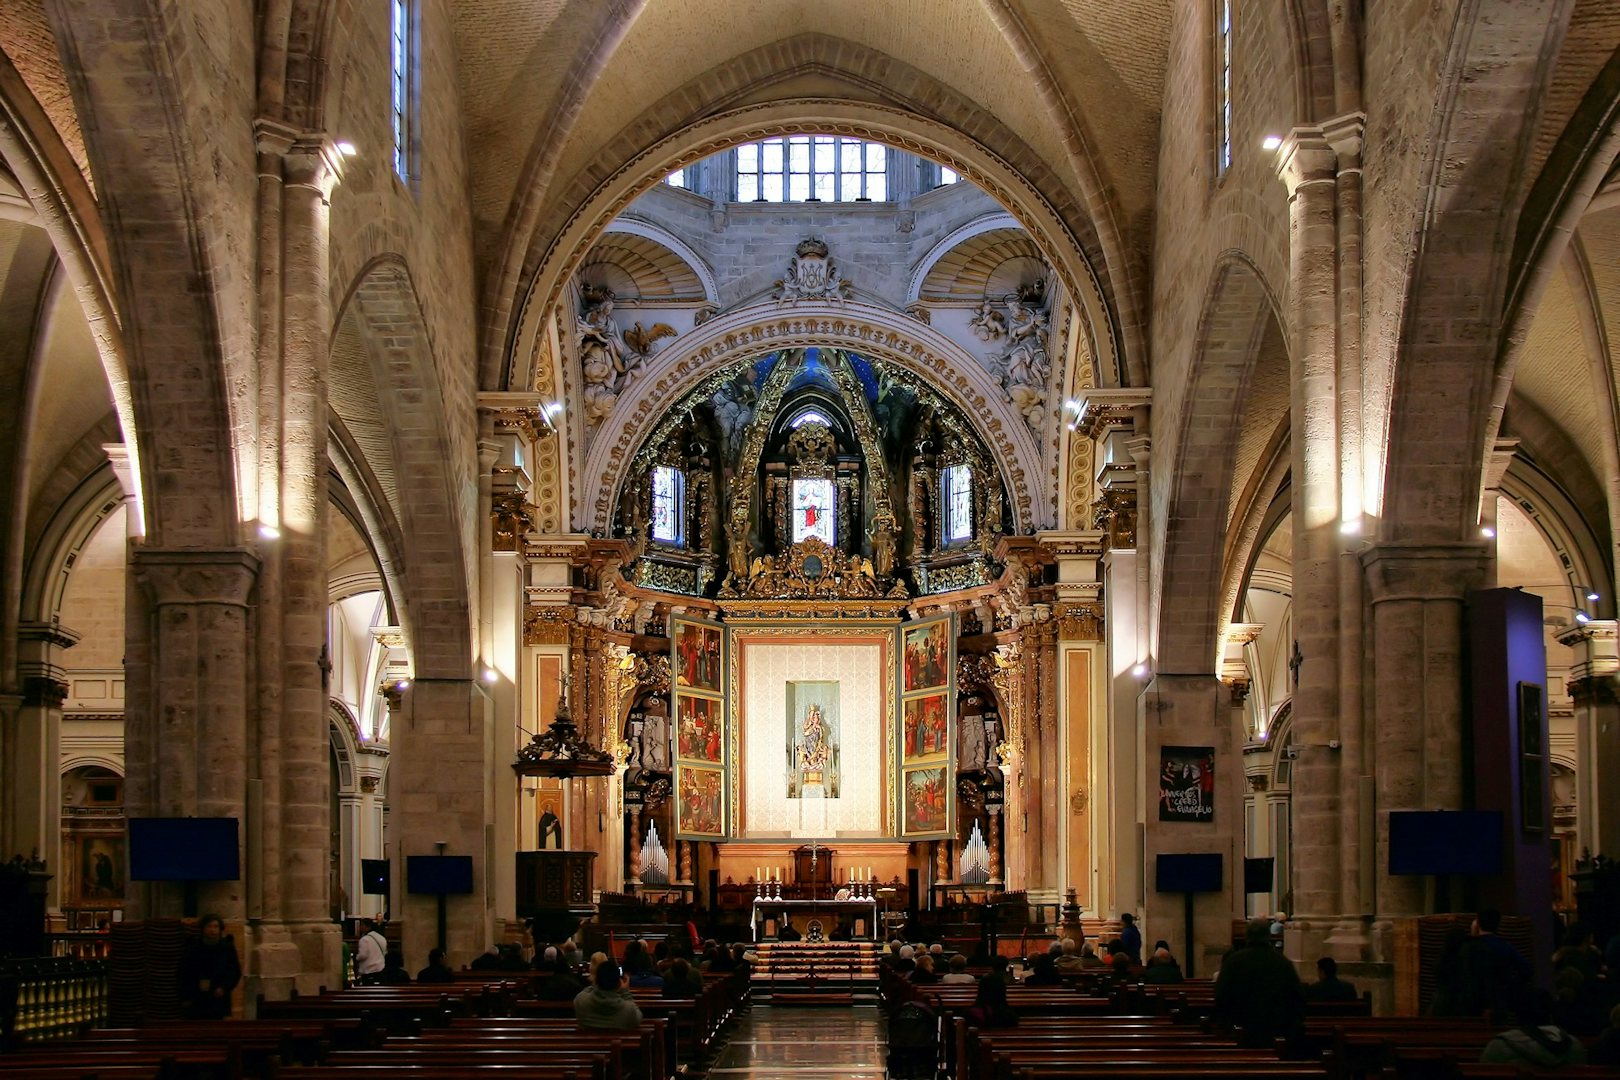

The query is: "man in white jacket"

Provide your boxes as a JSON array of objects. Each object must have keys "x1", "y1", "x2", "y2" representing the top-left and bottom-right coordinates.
[{"x1": 354, "y1": 917, "x2": 387, "y2": 985}]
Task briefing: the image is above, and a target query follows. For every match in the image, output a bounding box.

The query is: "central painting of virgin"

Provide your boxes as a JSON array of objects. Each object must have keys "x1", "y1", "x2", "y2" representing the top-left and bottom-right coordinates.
[{"x1": 786, "y1": 681, "x2": 840, "y2": 798}]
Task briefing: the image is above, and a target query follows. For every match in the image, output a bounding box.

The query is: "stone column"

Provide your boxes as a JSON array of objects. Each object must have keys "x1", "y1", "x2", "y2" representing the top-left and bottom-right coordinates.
[
  {"x1": 1277, "y1": 130, "x2": 1343, "y2": 928},
  {"x1": 13, "y1": 622, "x2": 77, "y2": 909},
  {"x1": 127, "y1": 548, "x2": 260, "y2": 921},
  {"x1": 1138, "y1": 674, "x2": 1243, "y2": 976},
  {"x1": 1076, "y1": 389, "x2": 1150, "y2": 919},
  {"x1": 248, "y1": 134, "x2": 346, "y2": 998},
  {"x1": 1559, "y1": 622, "x2": 1619, "y2": 857},
  {"x1": 1360, "y1": 542, "x2": 1487, "y2": 924},
  {"x1": 391, "y1": 678, "x2": 494, "y2": 970}
]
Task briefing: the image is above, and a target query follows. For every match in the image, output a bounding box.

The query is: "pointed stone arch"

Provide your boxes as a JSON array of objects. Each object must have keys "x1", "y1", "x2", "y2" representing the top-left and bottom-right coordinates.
[
  {"x1": 1159, "y1": 255, "x2": 1285, "y2": 676},
  {"x1": 491, "y1": 35, "x2": 1139, "y2": 397},
  {"x1": 331, "y1": 257, "x2": 473, "y2": 680}
]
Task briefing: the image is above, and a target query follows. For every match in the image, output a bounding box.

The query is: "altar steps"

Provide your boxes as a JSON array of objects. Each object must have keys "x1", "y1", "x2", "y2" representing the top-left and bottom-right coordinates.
[{"x1": 751, "y1": 941, "x2": 881, "y2": 1005}]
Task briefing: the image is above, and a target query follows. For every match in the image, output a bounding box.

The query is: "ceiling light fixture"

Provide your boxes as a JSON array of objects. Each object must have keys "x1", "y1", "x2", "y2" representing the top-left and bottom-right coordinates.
[
  {"x1": 258, "y1": 524, "x2": 281, "y2": 540},
  {"x1": 1261, "y1": 135, "x2": 1283, "y2": 151},
  {"x1": 336, "y1": 141, "x2": 359, "y2": 157}
]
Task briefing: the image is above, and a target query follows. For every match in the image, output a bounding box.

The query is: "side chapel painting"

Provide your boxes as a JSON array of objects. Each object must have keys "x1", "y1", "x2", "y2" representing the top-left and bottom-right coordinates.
[
  {"x1": 902, "y1": 765, "x2": 947, "y2": 835},
  {"x1": 675, "y1": 622, "x2": 723, "y2": 693},
  {"x1": 902, "y1": 621, "x2": 949, "y2": 692},
  {"x1": 785, "y1": 680, "x2": 840, "y2": 799},
  {"x1": 77, "y1": 835, "x2": 125, "y2": 903},
  {"x1": 676, "y1": 694, "x2": 723, "y2": 763},
  {"x1": 677, "y1": 766, "x2": 725, "y2": 837},
  {"x1": 903, "y1": 693, "x2": 949, "y2": 761}
]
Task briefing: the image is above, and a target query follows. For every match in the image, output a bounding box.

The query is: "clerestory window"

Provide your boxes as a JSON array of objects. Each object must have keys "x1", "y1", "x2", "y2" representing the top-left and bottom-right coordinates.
[
  {"x1": 390, "y1": 0, "x2": 416, "y2": 184},
  {"x1": 736, "y1": 137, "x2": 887, "y2": 203},
  {"x1": 1216, "y1": 0, "x2": 1233, "y2": 177}
]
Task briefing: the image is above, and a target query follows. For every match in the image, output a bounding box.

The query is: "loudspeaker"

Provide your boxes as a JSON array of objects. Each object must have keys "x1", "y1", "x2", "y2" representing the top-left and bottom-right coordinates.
[
  {"x1": 1243, "y1": 856, "x2": 1275, "y2": 894},
  {"x1": 361, "y1": 858, "x2": 391, "y2": 896}
]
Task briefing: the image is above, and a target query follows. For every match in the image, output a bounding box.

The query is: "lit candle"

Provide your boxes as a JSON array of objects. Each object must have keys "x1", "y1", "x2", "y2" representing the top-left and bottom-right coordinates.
[{"x1": 756, "y1": 866, "x2": 761, "y2": 882}]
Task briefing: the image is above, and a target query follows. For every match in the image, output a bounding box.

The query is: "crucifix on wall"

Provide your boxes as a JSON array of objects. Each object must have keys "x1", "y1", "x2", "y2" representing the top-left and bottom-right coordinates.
[{"x1": 1288, "y1": 639, "x2": 1303, "y2": 689}]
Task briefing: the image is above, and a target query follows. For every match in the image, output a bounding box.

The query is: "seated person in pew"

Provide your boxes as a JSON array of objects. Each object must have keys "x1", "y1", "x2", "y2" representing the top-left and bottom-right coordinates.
[
  {"x1": 1024, "y1": 953, "x2": 1063, "y2": 986},
  {"x1": 536, "y1": 947, "x2": 586, "y2": 1001},
  {"x1": 575, "y1": 961, "x2": 643, "y2": 1031},
  {"x1": 1142, "y1": 946, "x2": 1184, "y2": 984},
  {"x1": 909, "y1": 953, "x2": 941, "y2": 984},
  {"x1": 893, "y1": 945, "x2": 916, "y2": 974},
  {"x1": 941, "y1": 954, "x2": 977, "y2": 984},
  {"x1": 1214, "y1": 920, "x2": 1304, "y2": 1049},
  {"x1": 376, "y1": 949, "x2": 412, "y2": 985},
  {"x1": 662, "y1": 957, "x2": 704, "y2": 998},
  {"x1": 469, "y1": 945, "x2": 505, "y2": 972},
  {"x1": 1479, "y1": 989, "x2": 1586, "y2": 1071},
  {"x1": 1079, "y1": 943, "x2": 1105, "y2": 970},
  {"x1": 966, "y1": 974, "x2": 1018, "y2": 1029},
  {"x1": 1054, "y1": 938, "x2": 1085, "y2": 975},
  {"x1": 416, "y1": 948, "x2": 455, "y2": 984},
  {"x1": 1303, "y1": 956, "x2": 1358, "y2": 1003}
]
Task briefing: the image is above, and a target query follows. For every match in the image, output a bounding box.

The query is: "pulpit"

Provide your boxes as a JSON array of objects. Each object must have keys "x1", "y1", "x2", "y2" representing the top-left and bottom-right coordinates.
[{"x1": 515, "y1": 851, "x2": 597, "y2": 918}]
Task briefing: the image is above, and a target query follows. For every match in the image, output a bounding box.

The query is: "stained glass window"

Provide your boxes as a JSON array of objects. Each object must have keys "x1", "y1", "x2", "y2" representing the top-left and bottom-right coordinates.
[
  {"x1": 652, "y1": 466, "x2": 684, "y2": 545},
  {"x1": 735, "y1": 137, "x2": 887, "y2": 202},
  {"x1": 942, "y1": 464, "x2": 973, "y2": 543},
  {"x1": 1217, "y1": 0, "x2": 1232, "y2": 176},
  {"x1": 791, "y1": 477, "x2": 836, "y2": 544},
  {"x1": 391, "y1": 0, "x2": 411, "y2": 182}
]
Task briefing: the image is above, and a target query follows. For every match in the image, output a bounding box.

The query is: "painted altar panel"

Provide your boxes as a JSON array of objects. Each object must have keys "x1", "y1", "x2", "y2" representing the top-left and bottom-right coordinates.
[
  {"x1": 732, "y1": 628, "x2": 893, "y2": 838},
  {"x1": 897, "y1": 613, "x2": 956, "y2": 839},
  {"x1": 672, "y1": 615, "x2": 728, "y2": 840}
]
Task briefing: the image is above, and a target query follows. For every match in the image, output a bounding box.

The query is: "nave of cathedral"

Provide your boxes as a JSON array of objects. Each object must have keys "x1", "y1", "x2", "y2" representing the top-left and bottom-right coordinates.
[{"x1": 2, "y1": 0, "x2": 1620, "y2": 1048}]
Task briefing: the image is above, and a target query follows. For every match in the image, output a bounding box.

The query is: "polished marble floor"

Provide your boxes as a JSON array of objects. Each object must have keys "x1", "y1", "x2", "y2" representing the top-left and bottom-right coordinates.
[{"x1": 704, "y1": 1005, "x2": 887, "y2": 1078}]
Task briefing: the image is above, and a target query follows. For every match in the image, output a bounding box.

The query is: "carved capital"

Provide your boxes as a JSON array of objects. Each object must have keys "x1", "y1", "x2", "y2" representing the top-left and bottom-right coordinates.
[
  {"x1": 132, "y1": 547, "x2": 260, "y2": 608},
  {"x1": 1054, "y1": 601, "x2": 1103, "y2": 641},
  {"x1": 1275, "y1": 128, "x2": 1337, "y2": 196},
  {"x1": 1092, "y1": 489, "x2": 1138, "y2": 549},
  {"x1": 1072, "y1": 388, "x2": 1151, "y2": 440},
  {"x1": 525, "y1": 605, "x2": 574, "y2": 645},
  {"x1": 1359, "y1": 541, "x2": 1489, "y2": 604},
  {"x1": 21, "y1": 675, "x2": 68, "y2": 709},
  {"x1": 1226, "y1": 679, "x2": 1251, "y2": 707},
  {"x1": 492, "y1": 492, "x2": 535, "y2": 552},
  {"x1": 359, "y1": 775, "x2": 381, "y2": 794},
  {"x1": 1569, "y1": 675, "x2": 1620, "y2": 708},
  {"x1": 1321, "y1": 112, "x2": 1366, "y2": 172},
  {"x1": 1246, "y1": 772, "x2": 1270, "y2": 793}
]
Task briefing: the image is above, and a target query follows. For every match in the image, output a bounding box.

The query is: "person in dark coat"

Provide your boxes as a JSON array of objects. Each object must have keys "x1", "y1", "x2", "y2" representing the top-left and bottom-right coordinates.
[
  {"x1": 1117, "y1": 913, "x2": 1143, "y2": 964},
  {"x1": 1024, "y1": 953, "x2": 1063, "y2": 986},
  {"x1": 417, "y1": 948, "x2": 455, "y2": 983},
  {"x1": 376, "y1": 949, "x2": 412, "y2": 984},
  {"x1": 966, "y1": 974, "x2": 1017, "y2": 1028},
  {"x1": 1214, "y1": 920, "x2": 1304, "y2": 1048},
  {"x1": 1141, "y1": 947, "x2": 1184, "y2": 984},
  {"x1": 1303, "y1": 956, "x2": 1358, "y2": 1002},
  {"x1": 179, "y1": 914, "x2": 242, "y2": 1019},
  {"x1": 1460, "y1": 909, "x2": 1530, "y2": 1021},
  {"x1": 1428, "y1": 926, "x2": 1471, "y2": 1017},
  {"x1": 662, "y1": 957, "x2": 704, "y2": 998},
  {"x1": 535, "y1": 949, "x2": 586, "y2": 1001}
]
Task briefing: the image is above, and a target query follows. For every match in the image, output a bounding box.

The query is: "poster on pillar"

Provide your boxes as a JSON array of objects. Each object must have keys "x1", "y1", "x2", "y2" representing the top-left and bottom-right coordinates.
[
  {"x1": 671, "y1": 615, "x2": 729, "y2": 840},
  {"x1": 1157, "y1": 745, "x2": 1216, "y2": 823},
  {"x1": 896, "y1": 613, "x2": 956, "y2": 839}
]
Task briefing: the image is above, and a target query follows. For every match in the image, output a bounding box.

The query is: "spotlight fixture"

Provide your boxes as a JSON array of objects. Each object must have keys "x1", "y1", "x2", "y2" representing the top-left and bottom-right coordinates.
[
  {"x1": 1261, "y1": 135, "x2": 1283, "y2": 151},
  {"x1": 335, "y1": 141, "x2": 359, "y2": 157},
  {"x1": 1587, "y1": 590, "x2": 1601, "y2": 602},
  {"x1": 481, "y1": 667, "x2": 499, "y2": 684},
  {"x1": 1576, "y1": 611, "x2": 1592, "y2": 625},
  {"x1": 1131, "y1": 663, "x2": 1150, "y2": 679},
  {"x1": 1339, "y1": 519, "x2": 1360, "y2": 536},
  {"x1": 1479, "y1": 525, "x2": 1496, "y2": 539},
  {"x1": 258, "y1": 524, "x2": 281, "y2": 540},
  {"x1": 395, "y1": 679, "x2": 411, "y2": 691}
]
